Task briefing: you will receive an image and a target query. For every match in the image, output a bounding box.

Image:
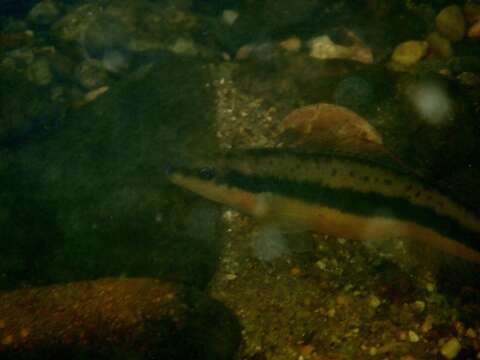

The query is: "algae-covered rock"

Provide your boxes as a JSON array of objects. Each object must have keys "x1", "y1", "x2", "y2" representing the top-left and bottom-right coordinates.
[
  {"x1": 436, "y1": 5, "x2": 466, "y2": 42},
  {"x1": 426, "y1": 32, "x2": 453, "y2": 58},
  {"x1": 2, "y1": 52, "x2": 219, "y2": 289}
]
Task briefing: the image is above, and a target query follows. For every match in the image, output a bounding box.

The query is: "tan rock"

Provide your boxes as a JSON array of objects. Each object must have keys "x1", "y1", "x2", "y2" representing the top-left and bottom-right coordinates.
[
  {"x1": 391, "y1": 40, "x2": 428, "y2": 65},
  {"x1": 426, "y1": 32, "x2": 453, "y2": 58},
  {"x1": 440, "y1": 337, "x2": 461, "y2": 359},
  {"x1": 468, "y1": 20, "x2": 480, "y2": 38},
  {"x1": 436, "y1": 5, "x2": 466, "y2": 42},
  {"x1": 235, "y1": 44, "x2": 253, "y2": 60},
  {"x1": 308, "y1": 34, "x2": 373, "y2": 64},
  {"x1": 279, "y1": 36, "x2": 301, "y2": 52}
]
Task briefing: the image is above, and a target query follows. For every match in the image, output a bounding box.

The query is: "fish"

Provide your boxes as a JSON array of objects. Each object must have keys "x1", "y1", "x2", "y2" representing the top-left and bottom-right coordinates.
[{"x1": 168, "y1": 148, "x2": 480, "y2": 263}]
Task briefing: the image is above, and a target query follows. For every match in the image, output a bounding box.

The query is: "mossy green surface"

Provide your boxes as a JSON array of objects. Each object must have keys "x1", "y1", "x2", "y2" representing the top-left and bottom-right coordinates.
[{"x1": 1, "y1": 52, "x2": 220, "y2": 290}]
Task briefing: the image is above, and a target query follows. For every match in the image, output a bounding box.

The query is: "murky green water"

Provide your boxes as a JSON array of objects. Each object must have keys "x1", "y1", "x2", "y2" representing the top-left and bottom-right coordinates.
[{"x1": 2, "y1": 0, "x2": 480, "y2": 359}]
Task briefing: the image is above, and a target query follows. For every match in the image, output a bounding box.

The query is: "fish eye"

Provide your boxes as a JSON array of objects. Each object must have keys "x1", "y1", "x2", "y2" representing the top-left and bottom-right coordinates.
[{"x1": 198, "y1": 167, "x2": 216, "y2": 180}]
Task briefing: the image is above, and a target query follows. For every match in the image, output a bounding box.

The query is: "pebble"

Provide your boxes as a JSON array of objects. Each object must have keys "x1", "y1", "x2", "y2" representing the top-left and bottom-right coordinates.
[
  {"x1": 391, "y1": 40, "x2": 428, "y2": 66},
  {"x1": 75, "y1": 59, "x2": 109, "y2": 90},
  {"x1": 235, "y1": 44, "x2": 253, "y2": 60},
  {"x1": 464, "y1": 2, "x2": 480, "y2": 24},
  {"x1": 169, "y1": 37, "x2": 198, "y2": 56},
  {"x1": 436, "y1": 5, "x2": 466, "y2": 42},
  {"x1": 26, "y1": 58, "x2": 53, "y2": 86},
  {"x1": 421, "y1": 315, "x2": 433, "y2": 333},
  {"x1": 368, "y1": 295, "x2": 381, "y2": 308},
  {"x1": 28, "y1": 0, "x2": 60, "y2": 25},
  {"x1": 413, "y1": 300, "x2": 425, "y2": 313},
  {"x1": 440, "y1": 337, "x2": 461, "y2": 359},
  {"x1": 466, "y1": 328, "x2": 477, "y2": 338},
  {"x1": 426, "y1": 32, "x2": 452, "y2": 58},
  {"x1": 225, "y1": 274, "x2": 237, "y2": 281},
  {"x1": 315, "y1": 259, "x2": 327, "y2": 270},
  {"x1": 84, "y1": 85, "x2": 109, "y2": 103},
  {"x1": 222, "y1": 10, "x2": 239, "y2": 26},
  {"x1": 279, "y1": 37, "x2": 301, "y2": 52},
  {"x1": 308, "y1": 35, "x2": 372, "y2": 64},
  {"x1": 468, "y1": 20, "x2": 480, "y2": 38},
  {"x1": 327, "y1": 308, "x2": 335, "y2": 317},
  {"x1": 408, "y1": 330, "x2": 420, "y2": 343}
]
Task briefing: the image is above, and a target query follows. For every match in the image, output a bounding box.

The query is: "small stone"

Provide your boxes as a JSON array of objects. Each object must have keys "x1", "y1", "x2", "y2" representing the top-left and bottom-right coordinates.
[
  {"x1": 436, "y1": 5, "x2": 466, "y2": 42},
  {"x1": 426, "y1": 282, "x2": 435, "y2": 292},
  {"x1": 28, "y1": 0, "x2": 60, "y2": 25},
  {"x1": 26, "y1": 58, "x2": 53, "y2": 86},
  {"x1": 391, "y1": 40, "x2": 428, "y2": 66},
  {"x1": 169, "y1": 38, "x2": 198, "y2": 56},
  {"x1": 440, "y1": 337, "x2": 461, "y2": 359},
  {"x1": 457, "y1": 72, "x2": 480, "y2": 87},
  {"x1": 453, "y1": 321, "x2": 465, "y2": 336},
  {"x1": 468, "y1": 20, "x2": 480, "y2": 38},
  {"x1": 368, "y1": 295, "x2": 381, "y2": 308},
  {"x1": 466, "y1": 328, "x2": 477, "y2": 338},
  {"x1": 413, "y1": 300, "x2": 425, "y2": 313},
  {"x1": 222, "y1": 10, "x2": 239, "y2": 26},
  {"x1": 84, "y1": 85, "x2": 109, "y2": 104},
  {"x1": 421, "y1": 315, "x2": 433, "y2": 333},
  {"x1": 290, "y1": 267, "x2": 302, "y2": 276},
  {"x1": 426, "y1": 32, "x2": 453, "y2": 58},
  {"x1": 308, "y1": 35, "x2": 372, "y2": 64},
  {"x1": 75, "y1": 59, "x2": 108, "y2": 90},
  {"x1": 279, "y1": 37, "x2": 301, "y2": 52},
  {"x1": 235, "y1": 44, "x2": 253, "y2": 60},
  {"x1": 299, "y1": 344, "x2": 314, "y2": 356},
  {"x1": 408, "y1": 330, "x2": 420, "y2": 343},
  {"x1": 315, "y1": 259, "x2": 327, "y2": 270},
  {"x1": 464, "y1": 2, "x2": 480, "y2": 24},
  {"x1": 225, "y1": 274, "x2": 237, "y2": 281}
]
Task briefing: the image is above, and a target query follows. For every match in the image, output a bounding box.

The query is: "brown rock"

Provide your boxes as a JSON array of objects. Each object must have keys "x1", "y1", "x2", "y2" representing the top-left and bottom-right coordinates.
[
  {"x1": 279, "y1": 103, "x2": 383, "y2": 150},
  {"x1": 468, "y1": 20, "x2": 480, "y2": 38},
  {"x1": 426, "y1": 32, "x2": 453, "y2": 58},
  {"x1": 464, "y1": 2, "x2": 480, "y2": 24},
  {"x1": 0, "y1": 278, "x2": 188, "y2": 357},
  {"x1": 436, "y1": 5, "x2": 466, "y2": 42},
  {"x1": 391, "y1": 40, "x2": 428, "y2": 66}
]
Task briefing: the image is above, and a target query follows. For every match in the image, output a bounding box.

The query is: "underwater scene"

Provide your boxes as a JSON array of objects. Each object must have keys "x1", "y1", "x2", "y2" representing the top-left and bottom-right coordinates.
[{"x1": 3, "y1": 0, "x2": 480, "y2": 359}]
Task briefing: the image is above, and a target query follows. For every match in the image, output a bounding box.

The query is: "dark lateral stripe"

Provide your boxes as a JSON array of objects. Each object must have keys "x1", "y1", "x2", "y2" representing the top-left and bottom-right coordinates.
[
  {"x1": 220, "y1": 170, "x2": 480, "y2": 253},
  {"x1": 225, "y1": 149, "x2": 479, "y2": 216}
]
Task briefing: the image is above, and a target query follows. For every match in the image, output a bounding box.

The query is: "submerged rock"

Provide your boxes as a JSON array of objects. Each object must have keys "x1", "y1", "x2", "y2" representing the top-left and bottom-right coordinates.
[
  {"x1": 26, "y1": 57, "x2": 53, "y2": 86},
  {"x1": 436, "y1": 5, "x2": 466, "y2": 42},
  {"x1": 74, "y1": 59, "x2": 109, "y2": 89},
  {"x1": 391, "y1": 40, "x2": 428, "y2": 66},
  {"x1": 5, "y1": 52, "x2": 218, "y2": 289},
  {"x1": 426, "y1": 32, "x2": 453, "y2": 58},
  {"x1": 0, "y1": 278, "x2": 241, "y2": 359},
  {"x1": 28, "y1": 0, "x2": 60, "y2": 26}
]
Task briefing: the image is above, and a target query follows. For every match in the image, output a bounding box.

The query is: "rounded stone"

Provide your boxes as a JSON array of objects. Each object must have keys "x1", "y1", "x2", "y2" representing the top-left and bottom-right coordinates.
[
  {"x1": 436, "y1": 5, "x2": 466, "y2": 42},
  {"x1": 391, "y1": 40, "x2": 428, "y2": 65},
  {"x1": 26, "y1": 58, "x2": 53, "y2": 86},
  {"x1": 28, "y1": 0, "x2": 60, "y2": 25},
  {"x1": 426, "y1": 32, "x2": 453, "y2": 58}
]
